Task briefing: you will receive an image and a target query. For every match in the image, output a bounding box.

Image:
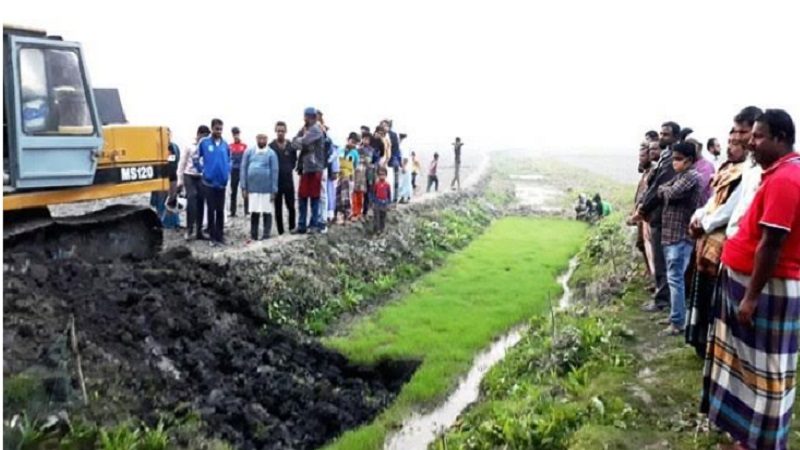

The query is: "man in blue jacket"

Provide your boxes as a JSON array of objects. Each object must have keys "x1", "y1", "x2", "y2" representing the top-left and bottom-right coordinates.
[{"x1": 198, "y1": 118, "x2": 231, "y2": 246}]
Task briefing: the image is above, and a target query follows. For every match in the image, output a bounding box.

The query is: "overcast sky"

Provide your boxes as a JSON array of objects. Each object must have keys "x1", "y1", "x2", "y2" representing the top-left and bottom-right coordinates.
[{"x1": 6, "y1": 0, "x2": 799, "y2": 155}]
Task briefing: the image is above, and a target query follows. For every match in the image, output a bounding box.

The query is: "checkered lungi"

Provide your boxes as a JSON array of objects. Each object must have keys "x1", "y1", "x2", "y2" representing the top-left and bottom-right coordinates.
[{"x1": 701, "y1": 267, "x2": 800, "y2": 449}]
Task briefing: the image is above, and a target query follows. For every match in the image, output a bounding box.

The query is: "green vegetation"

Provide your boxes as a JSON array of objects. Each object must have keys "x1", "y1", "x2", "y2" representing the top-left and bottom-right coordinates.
[
  {"x1": 3, "y1": 417, "x2": 168, "y2": 450},
  {"x1": 569, "y1": 212, "x2": 630, "y2": 290},
  {"x1": 306, "y1": 202, "x2": 496, "y2": 335},
  {"x1": 434, "y1": 207, "x2": 800, "y2": 449},
  {"x1": 255, "y1": 170, "x2": 515, "y2": 335},
  {"x1": 2, "y1": 412, "x2": 232, "y2": 450},
  {"x1": 435, "y1": 309, "x2": 637, "y2": 450},
  {"x1": 324, "y1": 217, "x2": 588, "y2": 449}
]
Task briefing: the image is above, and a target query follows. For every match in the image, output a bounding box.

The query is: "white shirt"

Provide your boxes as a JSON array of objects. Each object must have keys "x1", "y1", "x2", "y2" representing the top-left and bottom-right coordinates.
[
  {"x1": 178, "y1": 141, "x2": 201, "y2": 183},
  {"x1": 692, "y1": 183, "x2": 742, "y2": 233},
  {"x1": 725, "y1": 163, "x2": 763, "y2": 237}
]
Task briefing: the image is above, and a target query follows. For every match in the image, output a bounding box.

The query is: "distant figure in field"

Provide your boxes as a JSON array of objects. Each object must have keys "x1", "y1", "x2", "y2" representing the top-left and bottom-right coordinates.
[
  {"x1": 427, "y1": 152, "x2": 440, "y2": 193},
  {"x1": 411, "y1": 151, "x2": 421, "y2": 190},
  {"x1": 451, "y1": 137, "x2": 463, "y2": 190}
]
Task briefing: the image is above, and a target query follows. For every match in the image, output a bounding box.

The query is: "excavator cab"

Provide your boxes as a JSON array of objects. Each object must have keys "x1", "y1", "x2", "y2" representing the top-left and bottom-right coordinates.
[
  {"x1": 3, "y1": 25, "x2": 167, "y2": 261},
  {"x1": 4, "y1": 27, "x2": 103, "y2": 190}
]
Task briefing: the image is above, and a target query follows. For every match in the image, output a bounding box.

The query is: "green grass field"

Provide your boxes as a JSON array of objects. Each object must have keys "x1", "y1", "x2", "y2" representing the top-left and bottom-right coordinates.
[{"x1": 323, "y1": 217, "x2": 587, "y2": 450}]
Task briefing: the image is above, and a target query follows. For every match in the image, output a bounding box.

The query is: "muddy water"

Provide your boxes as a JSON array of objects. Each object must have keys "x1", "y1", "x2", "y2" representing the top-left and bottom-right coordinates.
[
  {"x1": 384, "y1": 258, "x2": 577, "y2": 450},
  {"x1": 557, "y1": 257, "x2": 579, "y2": 309},
  {"x1": 509, "y1": 174, "x2": 562, "y2": 211}
]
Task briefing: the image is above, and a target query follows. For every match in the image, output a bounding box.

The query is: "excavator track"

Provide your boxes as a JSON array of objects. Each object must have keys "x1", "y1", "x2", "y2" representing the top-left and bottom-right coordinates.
[{"x1": 4, "y1": 205, "x2": 163, "y2": 262}]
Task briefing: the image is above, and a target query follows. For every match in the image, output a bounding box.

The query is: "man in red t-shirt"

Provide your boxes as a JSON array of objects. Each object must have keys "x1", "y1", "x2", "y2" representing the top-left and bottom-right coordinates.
[
  {"x1": 228, "y1": 127, "x2": 249, "y2": 217},
  {"x1": 702, "y1": 109, "x2": 800, "y2": 449}
]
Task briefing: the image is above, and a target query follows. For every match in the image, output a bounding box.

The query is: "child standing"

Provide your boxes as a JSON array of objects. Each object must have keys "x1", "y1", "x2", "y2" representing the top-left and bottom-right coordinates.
[
  {"x1": 398, "y1": 157, "x2": 413, "y2": 203},
  {"x1": 335, "y1": 133, "x2": 360, "y2": 224},
  {"x1": 371, "y1": 167, "x2": 392, "y2": 234},
  {"x1": 353, "y1": 156, "x2": 368, "y2": 221},
  {"x1": 427, "y1": 152, "x2": 440, "y2": 193}
]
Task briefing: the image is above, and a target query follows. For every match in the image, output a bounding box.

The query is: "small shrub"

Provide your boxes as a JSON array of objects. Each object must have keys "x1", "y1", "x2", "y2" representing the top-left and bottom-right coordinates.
[{"x1": 99, "y1": 423, "x2": 141, "y2": 450}]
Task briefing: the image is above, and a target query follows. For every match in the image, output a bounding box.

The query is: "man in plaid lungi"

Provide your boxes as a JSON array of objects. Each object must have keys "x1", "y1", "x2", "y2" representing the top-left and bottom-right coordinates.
[{"x1": 702, "y1": 109, "x2": 800, "y2": 450}]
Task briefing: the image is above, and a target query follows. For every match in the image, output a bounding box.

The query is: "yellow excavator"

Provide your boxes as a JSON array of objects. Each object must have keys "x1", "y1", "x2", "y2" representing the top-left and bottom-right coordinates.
[{"x1": 3, "y1": 24, "x2": 169, "y2": 260}]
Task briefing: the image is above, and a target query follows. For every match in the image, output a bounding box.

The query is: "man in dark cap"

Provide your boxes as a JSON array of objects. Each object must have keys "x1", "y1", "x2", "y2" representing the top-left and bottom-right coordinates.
[{"x1": 291, "y1": 107, "x2": 327, "y2": 233}]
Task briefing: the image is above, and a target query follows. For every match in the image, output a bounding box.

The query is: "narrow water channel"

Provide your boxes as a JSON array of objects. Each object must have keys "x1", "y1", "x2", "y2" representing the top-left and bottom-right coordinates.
[{"x1": 384, "y1": 256, "x2": 579, "y2": 450}]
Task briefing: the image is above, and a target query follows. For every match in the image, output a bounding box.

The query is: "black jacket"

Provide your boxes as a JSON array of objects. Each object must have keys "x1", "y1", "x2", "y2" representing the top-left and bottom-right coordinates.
[
  {"x1": 370, "y1": 136, "x2": 385, "y2": 165},
  {"x1": 639, "y1": 149, "x2": 676, "y2": 227},
  {"x1": 270, "y1": 139, "x2": 297, "y2": 190},
  {"x1": 388, "y1": 130, "x2": 401, "y2": 167}
]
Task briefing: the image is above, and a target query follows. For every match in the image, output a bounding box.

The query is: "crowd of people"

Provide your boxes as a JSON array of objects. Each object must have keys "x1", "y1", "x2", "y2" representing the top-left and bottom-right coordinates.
[
  {"x1": 628, "y1": 107, "x2": 799, "y2": 450},
  {"x1": 156, "y1": 108, "x2": 466, "y2": 245}
]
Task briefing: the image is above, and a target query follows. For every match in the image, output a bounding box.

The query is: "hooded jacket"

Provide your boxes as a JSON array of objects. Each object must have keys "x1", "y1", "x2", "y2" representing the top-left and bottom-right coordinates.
[{"x1": 292, "y1": 123, "x2": 326, "y2": 174}]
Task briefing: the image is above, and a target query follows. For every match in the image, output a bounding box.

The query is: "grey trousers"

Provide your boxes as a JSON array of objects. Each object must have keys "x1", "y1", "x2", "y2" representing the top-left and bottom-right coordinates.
[{"x1": 184, "y1": 174, "x2": 204, "y2": 237}]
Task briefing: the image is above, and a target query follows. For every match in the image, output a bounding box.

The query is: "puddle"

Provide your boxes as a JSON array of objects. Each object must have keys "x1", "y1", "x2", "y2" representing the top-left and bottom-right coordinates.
[
  {"x1": 515, "y1": 184, "x2": 562, "y2": 209},
  {"x1": 384, "y1": 258, "x2": 578, "y2": 450},
  {"x1": 509, "y1": 174, "x2": 544, "y2": 181},
  {"x1": 384, "y1": 328, "x2": 526, "y2": 450},
  {"x1": 557, "y1": 257, "x2": 579, "y2": 309},
  {"x1": 509, "y1": 173, "x2": 561, "y2": 210}
]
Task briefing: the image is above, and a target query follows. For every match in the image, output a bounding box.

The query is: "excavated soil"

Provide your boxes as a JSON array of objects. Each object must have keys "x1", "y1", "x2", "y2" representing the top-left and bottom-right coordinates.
[{"x1": 3, "y1": 246, "x2": 417, "y2": 450}]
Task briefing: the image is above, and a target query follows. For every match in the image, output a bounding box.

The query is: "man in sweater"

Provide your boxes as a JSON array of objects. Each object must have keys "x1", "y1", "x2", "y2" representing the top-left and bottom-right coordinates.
[
  {"x1": 270, "y1": 121, "x2": 297, "y2": 235},
  {"x1": 228, "y1": 126, "x2": 248, "y2": 217},
  {"x1": 241, "y1": 133, "x2": 279, "y2": 241},
  {"x1": 198, "y1": 118, "x2": 231, "y2": 246}
]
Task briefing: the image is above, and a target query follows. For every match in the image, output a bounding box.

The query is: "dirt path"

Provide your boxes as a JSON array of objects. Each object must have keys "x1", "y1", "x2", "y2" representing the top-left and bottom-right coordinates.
[{"x1": 49, "y1": 156, "x2": 488, "y2": 261}]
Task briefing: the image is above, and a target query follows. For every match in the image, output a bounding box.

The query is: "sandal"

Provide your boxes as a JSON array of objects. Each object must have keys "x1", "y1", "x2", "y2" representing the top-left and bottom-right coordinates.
[{"x1": 658, "y1": 325, "x2": 683, "y2": 337}]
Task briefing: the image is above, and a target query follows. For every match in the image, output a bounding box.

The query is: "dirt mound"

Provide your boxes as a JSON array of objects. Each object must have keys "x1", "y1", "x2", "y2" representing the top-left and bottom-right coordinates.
[{"x1": 3, "y1": 247, "x2": 416, "y2": 449}]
